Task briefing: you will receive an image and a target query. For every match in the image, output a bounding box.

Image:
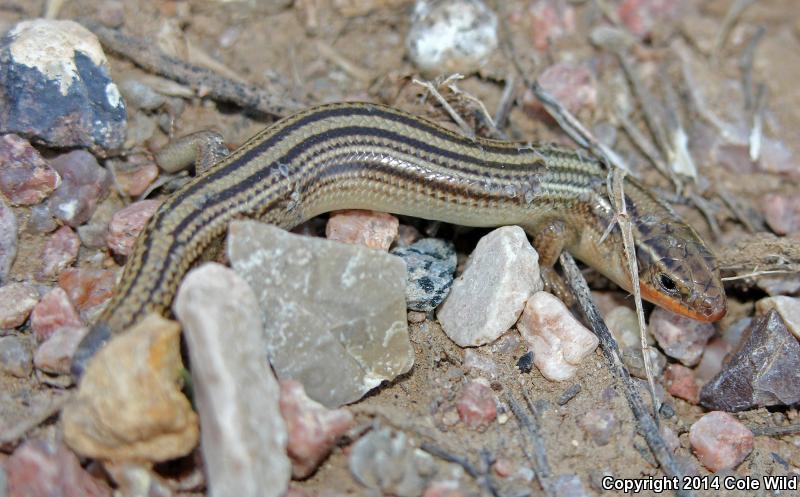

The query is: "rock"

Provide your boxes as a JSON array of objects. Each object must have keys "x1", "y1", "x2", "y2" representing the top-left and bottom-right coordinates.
[
  {"x1": 112, "y1": 161, "x2": 158, "y2": 197},
  {"x1": 62, "y1": 313, "x2": 199, "y2": 462},
  {"x1": 422, "y1": 480, "x2": 468, "y2": 497},
  {"x1": 391, "y1": 238, "x2": 456, "y2": 311},
  {"x1": 648, "y1": 307, "x2": 715, "y2": 366},
  {"x1": 106, "y1": 199, "x2": 161, "y2": 256},
  {"x1": 605, "y1": 305, "x2": 653, "y2": 347},
  {"x1": 173, "y1": 263, "x2": 290, "y2": 497},
  {"x1": 57, "y1": 267, "x2": 116, "y2": 314},
  {"x1": 0, "y1": 134, "x2": 60, "y2": 205},
  {"x1": 620, "y1": 345, "x2": 666, "y2": 380},
  {"x1": 462, "y1": 349, "x2": 499, "y2": 379},
  {"x1": 29, "y1": 286, "x2": 82, "y2": 341},
  {"x1": 665, "y1": 363, "x2": 699, "y2": 404},
  {"x1": 27, "y1": 202, "x2": 58, "y2": 234},
  {"x1": 694, "y1": 336, "x2": 732, "y2": 384},
  {"x1": 689, "y1": 411, "x2": 753, "y2": 472},
  {"x1": 755, "y1": 296, "x2": 800, "y2": 339},
  {"x1": 47, "y1": 150, "x2": 111, "y2": 227},
  {"x1": 762, "y1": 193, "x2": 800, "y2": 235},
  {"x1": 456, "y1": 380, "x2": 497, "y2": 429},
  {"x1": 33, "y1": 325, "x2": 89, "y2": 375},
  {"x1": 516, "y1": 350, "x2": 534, "y2": 373},
  {"x1": 0, "y1": 197, "x2": 17, "y2": 283},
  {"x1": 0, "y1": 283, "x2": 38, "y2": 329},
  {"x1": 660, "y1": 425, "x2": 681, "y2": 454},
  {"x1": 0, "y1": 335, "x2": 32, "y2": 377},
  {"x1": 617, "y1": 0, "x2": 682, "y2": 39},
  {"x1": 5, "y1": 439, "x2": 111, "y2": 497},
  {"x1": 0, "y1": 19, "x2": 126, "y2": 154},
  {"x1": 700, "y1": 310, "x2": 800, "y2": 412},
  {"x1": 349, "y1": 427, "x2": 435, "y2": 497},
  {"x1": 557, "y1": 383, "x2": 582, "y2": 406},
  {"x1": 553, "y1": 474, "x2": 591, "y2": 497},
  {"x1": 438, "y1": 226, "x2": 541, "y2": 347},
  {"x1": 522, "y1": 0, "x2": 577, "y2": 51},
  {"x1": 279, "y1": 379, "x2": 355, "y2": 479},
  {"x1": 102, "y1": 463, "x2": 171, "y2": 497},
  {"x1": 578, "y1": 409, "x2": 617, "y2": 446},
  {"x1": 525, "y1": 62, "x2": 596, "y2": 116},
  {"x1": 406, "y1": 0, "x2": 498, "y2": 74},
  {"x1": 325, "y1": 209, "x2": 399, "y2": 250},
  {"x1": 517, "y1": 292, "x2": 598, "y2": 381},
  {"x1": 39, "y1": 225, "x2": 80, "y2": 278},
  {"x1": 228, "y1": 220, "x2": 413, "y2": 408}
]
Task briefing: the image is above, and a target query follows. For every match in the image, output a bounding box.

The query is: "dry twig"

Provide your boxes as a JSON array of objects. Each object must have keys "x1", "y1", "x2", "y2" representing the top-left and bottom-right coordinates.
[{"x1": 506, "y1": 393, "x2": 556, "y2": 497}]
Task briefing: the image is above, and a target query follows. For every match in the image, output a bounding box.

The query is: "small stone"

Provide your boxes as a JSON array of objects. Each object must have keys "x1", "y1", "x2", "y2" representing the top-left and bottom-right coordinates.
[
  {"x1": 62, "y1": 314, "x2": 199, "y2": 462},
  {"x1": 325, "y1": 209, "x2": 399, "y2": 250},
  {"x1": 462, "y1": 349, "x2": 499, "y2": 379},
  {"x1": 557, "y1": 383, "x2": 582, "y2": 406},
  {"x1": 517, "y1": 292, "x2": 599, "y2": 381},
  {"x1": 437, "y1": 226, "x2": 542, "y2": 347},
  {"x1": 39, "y1": 225, "x2": 80, "y2": 278},
  {"x1": 617, "y1": 0, "x2": 682, "y2": 39},
  {"x1": 6, "y1": 439, "x2": 111, "y2": 497},
  {"x1": 524, "y1": 62, "x2": 596, "y2": 116},
  {"x1": 228, "y1": 220, "x2": 413, "y2": 408},
  {"x1": 648, "y1": 307, "x2": 715, "y2": 366},
  {"x1": 755, "y1": 296, "x2": 800, "y2": 339},
  {"x1": 517, "y1": 350, "x2": 534, "y2": 373},
  {"x1": 762, "y1": 193, "x2": 800, "y2": 235},
  {"x1": 0, "y1": 197, "x2": 17, "y2": 283},
  {"x1": 522, "y1": 0, "x2": 576, "y2": 51},
  {"x1": 391, "y1": 238, "x2": 456, "y2": 311},
  {"x1": 694, "y1": 337, "x2": 732, "y2": 384},
  {"x1": 456, "y1": 380, "x2": 497, "y2": 429},
  {"x1": 406, "y1": 0, "x2": 498, "y2": 74},
  {"x1": 553, "y1": 474, "x2": 591, "y2": 497},
  {"x1": 579, "y1": 409, "x2": 617, "y2": 446},
  {"x1": 47, "y1": 150, "x2": 111, "y2": 227},
  {"x1": 492, "y1": 458, "x2": 515, "y2": 477},
  {"x1": 27, "y1": 202, "x2": 58, "y2": 234},
  {"x1": 606, "y1": 305, "x2": 653, "y2": 347},
  {"x1": 96, "y1": 0, "x2": 125, "y2": 28},
  {"x1": 421, "y1": 480, "x2": 468, "y2": 497},
  {"x1": 349, "y1": 427, "x2": 435, "y2": 497},
  {"x1": 29, "y1": 287, "x2": 82, "y2": 341},
  {"x1": 396, "y1": 224, "x2": 422, "y2": 247},
  {"x1": 620, "y1": 345, "x2": 666, "y2": 380},
  {"x1": 689, "y1": 411, "x2": 754, "y2": 471},
  {"x1": 33, "y1": 325, "x2": 88, "y2": 375},
  {"x1": 280, "y1": 379, "x2": 355, "y2": 479},
  {"x1": 102, "y1": 463, "x2": 171, "y2": 497},
  {"x1": 0, "y1": 134, "x2": 60, "y2": 205},
  {"x1": 660, "y1": 425, "x2": 681, "y2": 453},
  {"x1": 407, "y1": 310, "x2": 427, "y2": 323},
  {"x1": 106, "y1": 199, "x2": 161, "y2": 256},
  {"x1": 0, "y1": 335, "x2": 32, "y2": 377},
  {"x1": 0, "y1": 20, "x2": 126, "y2": 154},
  {"x1": 0, "y1": 283, "x2": 38, "y2": 329},
  {"x1": 665, "y1": 363, "x2": 699, "y2": 404},
  {"x1": 173, "y1": 263, "x2": 290, "y2": 497},
  {"x1": 57, "y1": 267, "x2": 116, "y2": 313},
  {"x1": 700, "y1": 310, "x2": 800, "y2": 411},
  {"x1": 113, "y1": 162, "x2": 159, "y2": 197}
]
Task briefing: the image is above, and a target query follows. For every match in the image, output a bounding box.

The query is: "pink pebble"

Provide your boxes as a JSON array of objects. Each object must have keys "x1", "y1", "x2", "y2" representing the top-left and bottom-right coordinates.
[
  {"x1": 279, "y1": 379, "x2": 355, "y2": 479},
  {"x1": 29, "y1": 287, "x2": 82, "y2": 342},
  {"x1": 39, "y1": 225, "x2": 80, "y2": 278},
  {"x1": 106, "y1": 199, "x2": 161, "y2": 256},
  {"x1": 325, "y1": 210, "x2": 398, "y2": 250},
  {"x1": 665, "y1": 364, "x2": 699, "y2": 404},
  {"x1": 34, "y1": 325, "x2": 89, "y2": 375},
  {"x1": 761, "y1": 193, "x2": 800, "y2": 236},
  {"x1": 456, "y1": 380, "x2": 497, "y2": 429},
  {"x1": 114, "y1": 163, "x2": 159, "y2": 197},
  {"x1": 58, "y1": 268, "x2": 116, "y2": 312},
  {"x1": 0, "y1": 283, "x2": 39, "y2": 329},
  {"x1": 0, "y1": 134, "x2": 60, "y2": 206},
  {"x1": 649, "y1": 307, "x2": 715, "y2": 366},
  {"x1": 526, "y1": 63, "x2": 596, "y2": 116},
  {"x1": 689, "y1": 411, "x2": 754, "y2": 471}
]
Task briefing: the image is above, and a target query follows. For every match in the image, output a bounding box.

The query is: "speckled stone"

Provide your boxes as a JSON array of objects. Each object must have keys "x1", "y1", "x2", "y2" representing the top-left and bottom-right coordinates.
[
  {"x1": 391, "y1": 238, "x2": 456, "y2": 311},
  {"x1": 689, "y1": 411, "x2": 753, "y2": 471},
  {"x1": 648, "y1": 307, "x2": 715, "y2": 366},
  {"x1": 47, "y1": 150, "x2": 111, "y2": 227},
  {"x1": 0, "y1": 196, "x2": 17, "y2": 283},
  {"x1": 0, "y1": 335, "x2": 32, "y2": 377},
  {"x1": 228, "y1": 220, "x2": 413, "y2": 408},
  {"x1": 0, "y1": 134, "x2": 60, "y2": 206},
  {"x1": 39, "y1": 225, "x2": 80, "y2": 278},
  {"x1": 0, "y1": 283, "x2": 39, "y2": 329},
  {"x1": 106, "y1": 199, "x2": 161, "y2": 256}
]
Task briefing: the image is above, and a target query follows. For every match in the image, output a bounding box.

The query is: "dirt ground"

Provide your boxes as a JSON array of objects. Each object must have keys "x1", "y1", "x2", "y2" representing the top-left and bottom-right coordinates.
[{"x1": 1, "y1": 0, "x2": 800, "y2": 496}]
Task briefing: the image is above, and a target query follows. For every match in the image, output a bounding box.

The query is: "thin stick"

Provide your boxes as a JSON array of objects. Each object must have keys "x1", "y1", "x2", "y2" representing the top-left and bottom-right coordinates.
[
  {"x1": 559, "y1": 252, "x2": 694, "y2": 497},
  {"x1": 442, "y1": 75, "x2": 506, "y2": 139},
  {"x1": 82, "y1": 21, "x2": 302, "y2": 117},
  {"x1": 412, "y1": 77, "x2": 475, "y2": 139},
  {"x1": 493, "y1": 73, "x2": 517, "y2": 136},
  {"x1": 506, "y1": 393, "x2": 556, "y2": 497},
  {"x1": 749, "y1": 424, "x2": 800, "y2": 437},
  {"x1": 713, "y1": 0, "x2": 757, "y2": 59},
  {"x1": 420, "y1": 442, "x2": 501, "y2": 497}
]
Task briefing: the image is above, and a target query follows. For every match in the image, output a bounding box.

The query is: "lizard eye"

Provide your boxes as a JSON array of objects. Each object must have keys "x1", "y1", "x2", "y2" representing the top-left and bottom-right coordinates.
[{"x1": 658, "y1": 273, "x2": 678, "y2": 293}]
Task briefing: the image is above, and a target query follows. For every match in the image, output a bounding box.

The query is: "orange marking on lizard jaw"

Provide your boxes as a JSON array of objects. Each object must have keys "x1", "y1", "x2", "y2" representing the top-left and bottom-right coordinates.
[{"x1": 639, "y1": 282, "x2": 726, "y2": 323}]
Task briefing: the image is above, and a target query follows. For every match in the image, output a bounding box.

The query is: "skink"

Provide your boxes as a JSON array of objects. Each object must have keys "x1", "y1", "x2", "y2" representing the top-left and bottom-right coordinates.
[{"x1": 72, "y1": 102, "x2": 726, "y2": 375}]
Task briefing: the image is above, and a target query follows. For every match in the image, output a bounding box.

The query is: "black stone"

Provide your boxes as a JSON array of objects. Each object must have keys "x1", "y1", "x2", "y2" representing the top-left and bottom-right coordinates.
[
  {"x1": 517, "y1": 350, "x2": 534, "y2": 373},
  {"x1": 391, "y1": 238, "x2": 456, "y2": 312}
]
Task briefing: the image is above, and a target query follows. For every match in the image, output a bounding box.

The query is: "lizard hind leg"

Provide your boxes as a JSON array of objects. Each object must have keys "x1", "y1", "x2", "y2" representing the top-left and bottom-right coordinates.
[{"x1": 531, "y1": 220, "x2": 576, "y2": 307}]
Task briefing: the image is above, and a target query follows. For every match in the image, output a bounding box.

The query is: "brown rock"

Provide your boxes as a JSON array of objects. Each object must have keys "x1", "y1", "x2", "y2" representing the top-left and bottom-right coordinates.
[
  {"x1": 39, "y1": 225, "x2": 80, "y2": 278},
  {"x1": 47, "y1": 150, "x2": 112, "y2": 227},
  {"x1": 456, "y1": 380, "x2": 497, "y2": 429},
  {"x1": 689, "y1": 411, "x2": 753, "y2": 471},
  {"x1": 106, "y1": 199, "x2": 161, "y2": 256},
  {"x1": 6, "y1": 439, "x2": 111, "y2": 497},
  {"x1": 578, "y1": 409, "x2": 617, "y2": 446},
  {"x1": 649, "y1": 307, "x2": 715, "y2": 366},
  {"x1": 665, "y1": 364, "x2": 699, "y2": 404},
  {"x1": 57, "y1": 267, "x2": 116, "y2": 312},
  {"x1": 113, "y1": 162, "x2": 158, "y2": 197},
  {"x1": 29, "y1": 287, "x2": 82, "y2": 341},
  {"x1": 280, "y1": 379, "x2": 355, "y2": 479},
  {"x1": 762, "y1": 193, "x2": 800, "y2": 235},
  {"x1": 62, "y1": 313, "x2": 199, "y2": 462},
  {"x1": 0, "y1": 283, "x2": 39, "y2": 329},
  {"x1": 0, "y1": 134, "x2": 60, "y2": 206},
  {"x1": 325, "y1": 209, "x2": 398, "y2": 250}
]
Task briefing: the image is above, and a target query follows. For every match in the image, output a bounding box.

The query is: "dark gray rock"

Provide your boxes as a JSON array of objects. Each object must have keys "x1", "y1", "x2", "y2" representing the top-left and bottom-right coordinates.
[
  {"x1": 0, "y1": 20, "x2": 126, "y2": 155},
  {"x1": 390, "y1": 238, "x2": 456, "y2": 311},
  {"x1": 700, "y1": 310, "x2": 800, "y2": 411}
]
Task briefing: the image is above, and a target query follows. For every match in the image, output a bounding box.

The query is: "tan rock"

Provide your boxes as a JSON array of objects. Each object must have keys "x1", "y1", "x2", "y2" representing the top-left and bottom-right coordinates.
[
  {"x1": 62, "y1": 313, "x2": 198, "y2": 462},
  {"x1": 326, "y1": 209, "x2": 399, "y2": 250}
]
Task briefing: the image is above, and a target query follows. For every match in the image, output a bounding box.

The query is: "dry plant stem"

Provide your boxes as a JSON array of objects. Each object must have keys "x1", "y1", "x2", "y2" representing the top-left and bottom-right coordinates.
[
  {"x1": 616, "y1": 108, "x2": 674, "y2": 185},
  {"x1": 420, "y1": 442, "x2": 501, "y2": 497},
  {"x1": 82, "y1": 21, "x2": 302, "y2": 117},
  {"x1": 559, "y1": 252, "x2": 694, "y2": 497},
  {"x1": 748, "y1": 84, "x2": 766, "y2": 161},
  {"x1": 749, "y1": 424, "x2": 800, "y2": 437},
  {"x1": 606, "y1": 169, "x2": 661, "y2": 419},
  {"x1": 315, "y1": 40, "x2": 373, "y2": 84},
  {"x1": 689, "y1": 192, "x2": 722, "y2": 241},
  {"x1": 442, "y1": 74, "x2": 507, "y2": 139},
  {"x1": 412, "y1": 77, "x2": 475, "y2": 139},
  {"x1": 739, "y1": 27, "x2": 766, "y2": 111},
  {"x1": 493, "y1": 73, "x2": 516, "y2": 136},
  {"x1": 506, "y1": 393, "x2": 556, "y2": 497},
  {"x1": 713, "y1": 0, "x2": 757, "y2": 59},
  {"x1": 714, "y1": 186, "x2": 762, "y2": 233}
]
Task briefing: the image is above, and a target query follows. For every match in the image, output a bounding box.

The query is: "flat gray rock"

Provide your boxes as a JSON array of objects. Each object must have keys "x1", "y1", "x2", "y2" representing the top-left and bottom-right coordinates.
[
  {"x1": 228, "y1": 221, "x2": 413, "y2": 408},
  {"x1": 174, "y1": 263, "x2": 290, "y2": 497}
]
